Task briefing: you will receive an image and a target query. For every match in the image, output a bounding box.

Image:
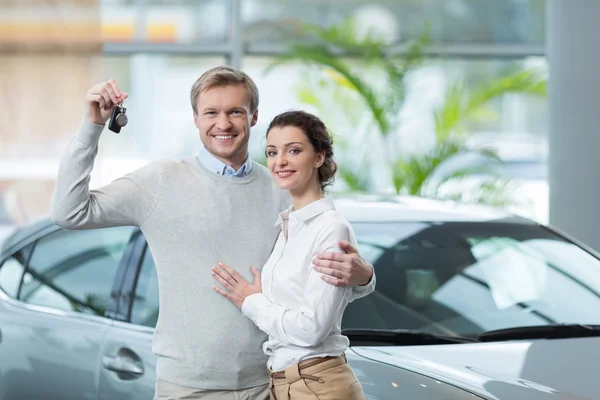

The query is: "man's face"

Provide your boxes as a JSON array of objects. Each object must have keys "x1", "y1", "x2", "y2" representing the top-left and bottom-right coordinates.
[{"x1": 193, "y1": 84, "x2": 258, "y2": 169}]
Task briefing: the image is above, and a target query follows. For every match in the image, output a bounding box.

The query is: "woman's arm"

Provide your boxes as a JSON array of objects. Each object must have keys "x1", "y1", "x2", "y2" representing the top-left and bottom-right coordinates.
[
  {"x1": 245, "y1": 221, "x2": 351, "y2": 347},
  {"x1": 212, "y1": 222, "x2": 352, "y2": 348}
]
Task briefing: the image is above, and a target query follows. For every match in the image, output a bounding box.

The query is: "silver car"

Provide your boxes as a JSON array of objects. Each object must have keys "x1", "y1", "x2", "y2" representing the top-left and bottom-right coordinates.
[
  {"x1": 0, "y1": 195, "x2": 14, "y2": 243},
  {"x1": 1, "y1": 196, "x2": 600, "y2": 399}
]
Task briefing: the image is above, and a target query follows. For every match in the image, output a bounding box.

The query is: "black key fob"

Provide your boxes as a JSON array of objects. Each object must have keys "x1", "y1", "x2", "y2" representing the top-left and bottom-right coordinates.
[{"x1": 108, "y1": 104, "x2": 128, "y2": 133}]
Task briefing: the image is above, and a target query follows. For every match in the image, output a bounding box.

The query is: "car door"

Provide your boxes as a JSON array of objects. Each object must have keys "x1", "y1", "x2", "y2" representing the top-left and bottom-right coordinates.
[
  {"x1": 99, "y1": 236, "x2": 158, "y2": 400},
  {"x1": 0, "y1": 225, "x2": 136, "y2": 400}
]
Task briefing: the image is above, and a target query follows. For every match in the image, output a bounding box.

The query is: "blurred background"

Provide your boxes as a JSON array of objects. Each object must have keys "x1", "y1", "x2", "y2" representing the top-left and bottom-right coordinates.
[{"x1": 0, "y1": 0, "x2": 551, "y2": 228}]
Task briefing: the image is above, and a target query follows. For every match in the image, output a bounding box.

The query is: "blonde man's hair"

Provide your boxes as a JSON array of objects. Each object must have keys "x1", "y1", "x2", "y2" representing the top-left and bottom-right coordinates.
[{"x1": 190, "y1": 65, "x2": 259, "y2": 114}]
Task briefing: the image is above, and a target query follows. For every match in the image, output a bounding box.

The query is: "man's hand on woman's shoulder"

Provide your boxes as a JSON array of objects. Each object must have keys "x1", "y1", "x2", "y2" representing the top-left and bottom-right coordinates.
[{"x1": 313, "y1": 241, "x2": 374, "y2": 287}]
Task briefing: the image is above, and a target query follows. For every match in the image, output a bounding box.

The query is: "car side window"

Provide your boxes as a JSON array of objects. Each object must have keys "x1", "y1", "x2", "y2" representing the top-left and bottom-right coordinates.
[
  {"x1": 0, "y1": 250, "x2": 28, "y2": 297},
  {"x1": 18, "y1": 227, "x2": 135, "y2": 316},
  {"x1": 131, "y1": 245, "x2": 159, "y2": 328}
]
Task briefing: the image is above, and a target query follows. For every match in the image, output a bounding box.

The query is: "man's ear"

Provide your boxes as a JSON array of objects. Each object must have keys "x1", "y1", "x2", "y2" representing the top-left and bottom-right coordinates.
[
  {"x1": 193, "y1": 112, "x2": 200, "y2": 129},
  {"x1": 250, "y1": 109, "x2": 259, "y2": 127}
]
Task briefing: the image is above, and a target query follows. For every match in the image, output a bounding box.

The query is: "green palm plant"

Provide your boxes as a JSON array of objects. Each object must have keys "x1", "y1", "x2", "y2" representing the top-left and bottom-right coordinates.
[
  {"x1": 393, "y1": 68, "x2": 547, "y2": 205},
  {"x1": 266, "y1": 17, "x2": 547, "y2": 205},
  {"x1": 266, "y1": 17, "x2": 431, "y2": 139},
  {"x1": 434, "y1": 68, "x2": 547, "y2": 142}
]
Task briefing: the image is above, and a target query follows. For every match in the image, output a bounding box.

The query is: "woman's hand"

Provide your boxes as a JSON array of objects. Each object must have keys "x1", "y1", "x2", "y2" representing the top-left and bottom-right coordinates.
[{"x1": 212, "y1": 262, "x2": 262, "y2": 308}]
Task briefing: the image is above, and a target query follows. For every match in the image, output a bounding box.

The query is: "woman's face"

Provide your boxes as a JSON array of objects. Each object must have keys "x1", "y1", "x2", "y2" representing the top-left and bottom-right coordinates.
[{"x1": 266, "y1": 126, "x2": 324, "y2": 193}]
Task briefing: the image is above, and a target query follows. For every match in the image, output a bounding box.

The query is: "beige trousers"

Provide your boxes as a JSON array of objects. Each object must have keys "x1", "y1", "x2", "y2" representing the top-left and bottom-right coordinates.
[
  {"x1": 269, "y1": 355, "x2": 365, "y2": 400},
  {"x1": 154, "y1": 378, "x2": 269, "y2": 400}
]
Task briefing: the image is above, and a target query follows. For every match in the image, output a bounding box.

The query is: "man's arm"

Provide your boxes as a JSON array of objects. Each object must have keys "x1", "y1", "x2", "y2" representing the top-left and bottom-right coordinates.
[{"x1": 51, "y1": 80, "x2": 163, "y2": 230}]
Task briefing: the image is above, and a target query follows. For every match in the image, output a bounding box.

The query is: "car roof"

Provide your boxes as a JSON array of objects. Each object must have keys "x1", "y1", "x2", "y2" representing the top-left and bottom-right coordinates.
[
  {"x1": 0, "y1": 195, "x2": 533, "y2": 260},
  {"x1": 0, "y1": 217, "x2": 58, "y2": 260},
  {"x1": 333, "y1": 194, "x2": 530, "y2": 223}
]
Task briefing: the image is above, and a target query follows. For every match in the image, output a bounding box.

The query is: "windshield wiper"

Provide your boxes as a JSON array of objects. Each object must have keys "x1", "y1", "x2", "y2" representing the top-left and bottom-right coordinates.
[
  {"x1": 342, "y1": 329, "x2": 478, "y2": 346},
  {"x1": 479, "y1": 324, "x2": 600, "y2": 342}
]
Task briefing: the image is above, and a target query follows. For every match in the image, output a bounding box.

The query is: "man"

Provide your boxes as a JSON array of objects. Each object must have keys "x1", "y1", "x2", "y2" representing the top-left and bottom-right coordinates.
[{"x1": 51, "y1": 65, "x2": 375, "y2": 400}]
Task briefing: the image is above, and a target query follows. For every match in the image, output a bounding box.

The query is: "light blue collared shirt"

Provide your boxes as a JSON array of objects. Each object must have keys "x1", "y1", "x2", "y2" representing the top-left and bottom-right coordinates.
[{"x1": 198, "y1": 146, "x2": 254, "y2": 177}]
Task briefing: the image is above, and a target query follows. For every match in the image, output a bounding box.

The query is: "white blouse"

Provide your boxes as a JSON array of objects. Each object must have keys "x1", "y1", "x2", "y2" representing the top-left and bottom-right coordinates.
[{"x1": 241, "y1": 197, "x2": 374, "y2": 372}]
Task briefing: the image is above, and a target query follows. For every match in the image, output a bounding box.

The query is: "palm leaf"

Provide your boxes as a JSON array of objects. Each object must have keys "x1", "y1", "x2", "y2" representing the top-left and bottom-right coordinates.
[
  {"x1": 435, "y1": 68, "x2": 548, "y2": 141},
  {"x1": 267, "y1": 44, "x2": 389, "y2": 135},
  {"x1": 466, "y1": 69, "x2": 547, "y2": 112},
  {"x1": 337, "y1": 165, "x2": 369, "y2": 192},
  {"x1": 392, "y1": 138, "x2": 505, "y2": 198},
  {"x1": 434, "y1": 81, "x2": 466, "y2": 141},
  {"x1": 295, "y1": 85, "x2": 322, "y2": 107},
  {"x1": 265, "y1": 18, "x2": 430, "y2": 137}
]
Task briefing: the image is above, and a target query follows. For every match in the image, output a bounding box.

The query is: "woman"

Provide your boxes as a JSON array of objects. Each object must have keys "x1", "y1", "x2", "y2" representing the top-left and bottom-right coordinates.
[{"x1": 211, "y1": 110, "x2": 366, "y2": 400}]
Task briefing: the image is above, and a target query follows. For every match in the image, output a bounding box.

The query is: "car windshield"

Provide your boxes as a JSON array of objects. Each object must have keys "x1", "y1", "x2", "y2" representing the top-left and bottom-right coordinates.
[{"x1": 342, "y1": 221, "x2": 600, "y2": 339}]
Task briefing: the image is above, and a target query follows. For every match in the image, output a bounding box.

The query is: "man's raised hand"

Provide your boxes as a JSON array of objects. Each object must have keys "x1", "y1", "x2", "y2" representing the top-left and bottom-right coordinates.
[{"x1": 85, "y1": 80, "x2": 128, "y2": 125}]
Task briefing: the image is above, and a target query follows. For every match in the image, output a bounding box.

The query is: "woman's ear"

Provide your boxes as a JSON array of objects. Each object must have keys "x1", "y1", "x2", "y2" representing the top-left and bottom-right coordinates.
[{"x1": 315, "y1": 152, "x2": 325, "y2": 168}]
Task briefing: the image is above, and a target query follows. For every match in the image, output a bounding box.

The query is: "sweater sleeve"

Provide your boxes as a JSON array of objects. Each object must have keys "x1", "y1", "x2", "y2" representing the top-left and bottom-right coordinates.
[{"x1": 50, "y1": 117, "x2": 164, "y2": 229}]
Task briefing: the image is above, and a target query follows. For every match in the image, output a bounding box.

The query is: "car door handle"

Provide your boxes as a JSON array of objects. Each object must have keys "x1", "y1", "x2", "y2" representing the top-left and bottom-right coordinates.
[
  {"x1": 102, "y1": 356, "x2": 143, "y2": 374},
  {"x1": 102, "y1": 348, "x2": 144, "y2": 376}
]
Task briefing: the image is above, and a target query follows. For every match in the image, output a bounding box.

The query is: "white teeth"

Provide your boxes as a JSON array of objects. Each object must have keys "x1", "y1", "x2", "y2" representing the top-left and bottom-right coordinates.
[
  {"x1": 215, "y1": 135, "x2": 233, "y2": 140},
  {"x1": 278, "y1": 171, "x2": 294, "y2": 177}
]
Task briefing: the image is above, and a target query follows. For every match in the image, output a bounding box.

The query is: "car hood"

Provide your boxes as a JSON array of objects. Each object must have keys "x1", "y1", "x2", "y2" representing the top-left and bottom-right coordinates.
[{"x1": 352, "y1": 337, "x2": 600, "y2": 400}]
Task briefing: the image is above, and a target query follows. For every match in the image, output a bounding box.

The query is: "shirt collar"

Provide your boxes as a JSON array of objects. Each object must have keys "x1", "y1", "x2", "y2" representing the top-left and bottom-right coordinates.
[
  {"x1": 274, "y1": 197, "x2": 336, "y2": 227},
  {"x1": 197, "y1": 146, "x2": 254, "y2": 177}
]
